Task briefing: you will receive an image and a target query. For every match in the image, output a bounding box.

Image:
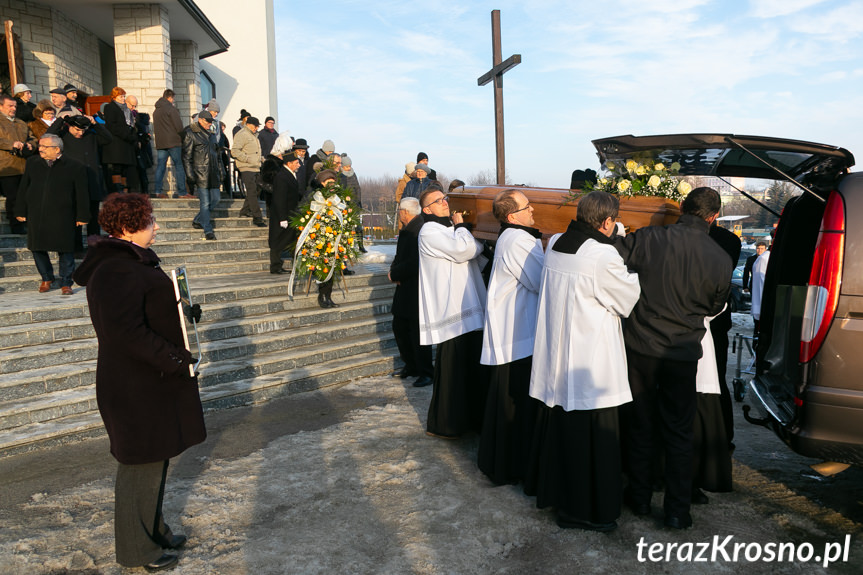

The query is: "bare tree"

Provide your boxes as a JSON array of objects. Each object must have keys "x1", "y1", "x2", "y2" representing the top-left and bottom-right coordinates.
[
  {"x1": 465, "y1": 169, "x2": 531, "y2": 186},
  {"x1": 358, "y1": 174, "x2": 400, "y2": 235}
]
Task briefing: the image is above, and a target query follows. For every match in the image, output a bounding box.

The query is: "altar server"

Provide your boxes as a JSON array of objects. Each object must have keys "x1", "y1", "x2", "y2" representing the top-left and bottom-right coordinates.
[
  {"x1": 527, "y1": 191, "x2": 640, "y2": 531},
  {"x1": 418, "y1": 188, "x2": 488, "y2": 438},
  {"x1": 692, "y1": 311, "x2": 733, "y2": 500},
  {"x1": 478, "y1": 190, "x2": 544, "y2": 485}
]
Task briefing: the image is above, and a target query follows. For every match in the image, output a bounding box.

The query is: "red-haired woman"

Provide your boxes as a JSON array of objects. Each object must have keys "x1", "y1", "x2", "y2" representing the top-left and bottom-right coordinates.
[
  {"x1": 101, "y1": 87, "x2": 140, "y2": 193},
  {"x1": 73, "y1": 193, "x2": 206, "y2": 571}
]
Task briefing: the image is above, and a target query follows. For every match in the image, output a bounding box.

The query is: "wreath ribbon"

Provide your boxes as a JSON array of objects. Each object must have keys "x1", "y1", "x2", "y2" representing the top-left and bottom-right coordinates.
[{"x1": 288, "y1": 192, "x2": 348, "y2": 297}]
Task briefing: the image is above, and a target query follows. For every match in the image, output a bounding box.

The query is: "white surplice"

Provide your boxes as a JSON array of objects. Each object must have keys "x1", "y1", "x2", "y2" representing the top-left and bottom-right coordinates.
[
  {"x1": 751, "y1": 251, "x2": 770, "y2": 320},
  {"x1": 529, "y1": 235, "x2": 640, "y2": 411},
  {"x1": 418, "y1": 222, "x2": 487, "y2": 345},
  {"x1": 480, "y1": 227, "x2": 545, "y2": 366},
  {"x1": 695, "y1": 310, "x2": 724, "y2": 395}
]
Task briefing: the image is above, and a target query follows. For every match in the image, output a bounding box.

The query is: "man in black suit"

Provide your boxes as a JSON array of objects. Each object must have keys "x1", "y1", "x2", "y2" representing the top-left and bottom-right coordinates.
[
  {"x1": 269, "y1": 152, "x2": 301, "y2": 274},
  {"x1": 15, "y1": 134, "x2": 89, "y2": 295},
  {"x1": 389, "y1": 197, "x2": 433, "y2": 387},
  {"x1": 743, "y1": 241, "x2": 767, "y2": 289}
]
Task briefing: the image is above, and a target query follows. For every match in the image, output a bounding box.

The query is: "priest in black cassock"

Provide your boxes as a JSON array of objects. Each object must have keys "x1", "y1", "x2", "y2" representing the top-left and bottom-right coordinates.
[
  {"x1": 477, "y1": 190, "x2": 544, "y2": 485},
  {"x1": 417, "y1": 187, "x2": 488, "y2": 438},
  {"x1": 526, "y1": 191, "x2": 640, "y2": 531},
  {"x1": 389, "y1": 197, "x2": 433, "y2": 387}
]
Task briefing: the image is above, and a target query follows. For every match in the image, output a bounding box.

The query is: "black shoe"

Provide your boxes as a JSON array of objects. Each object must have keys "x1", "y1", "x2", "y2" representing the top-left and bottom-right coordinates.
[
  {"x1": 623, "y1": 490, "x2": 651, "y2": 516},
  {"x1": 425, "y1": 430, "x2": 459, "y2": 439},
  {"x1": 325, "y1": 295, "x2": 340, "y2": 308},
  {"x1": 556, "y1": 513, "x2": 617, "y2": 532},
  {"x1": 664, "y1": 513, "x2": 693, "y2": 530},
  {"x1": 318, "y1": 294, "x2": 333, "y2": 309},
  {"x1": 342, "y1": 268, "x2": 356, "y2": 276},
  {"x1": 691, "y1": 488, "x2": 709, "y2": 505},
  {"x1": 144, "y1": 553, "x2": 178, "y2": 572},
  {"x1": 205, "y1": 232, "x2": 216, "y2": 241},
  {"x1": 398, "y1": 369, "x2": 417, "y2": 379},
  {"x1": 253, "y1": 218, "x2": 266, "y2": 227},
  {"x1": 359, "y1": 247, "x2": 367, "y2": 253},
  {"x1": 162, "y1": 534, "x2": 187, "y2": 549},
  {"x1": 270, "y1": 268, "x2": 287, "y2": 274},
  {"x1": 413, "y1": 376, "x2": 433, "y2": 387},
  {"x1": 192, "y1": 221, "x2": 203, "y2": 229}
]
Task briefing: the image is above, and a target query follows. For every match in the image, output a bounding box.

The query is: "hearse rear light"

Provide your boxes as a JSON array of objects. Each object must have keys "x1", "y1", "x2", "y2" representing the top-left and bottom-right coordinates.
[{"x1": 800, "y1": 191, "x2": 845, "y2": 363}]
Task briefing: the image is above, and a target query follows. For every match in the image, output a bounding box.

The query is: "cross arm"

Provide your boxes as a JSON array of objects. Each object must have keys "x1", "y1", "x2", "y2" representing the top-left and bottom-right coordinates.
[{"x1": 477, "y1": 54, "x2": 522, "y2": 86}]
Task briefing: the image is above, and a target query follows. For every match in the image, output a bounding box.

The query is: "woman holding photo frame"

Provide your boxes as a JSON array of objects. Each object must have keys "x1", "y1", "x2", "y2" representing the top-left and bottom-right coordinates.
[{"x1": 74, "y1": 193, "x2": 206, "y2": 572}]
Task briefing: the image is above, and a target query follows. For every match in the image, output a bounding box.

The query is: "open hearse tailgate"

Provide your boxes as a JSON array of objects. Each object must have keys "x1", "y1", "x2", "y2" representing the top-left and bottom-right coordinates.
[{"x1": 592, "y1": 133, "x2": 854, "y2": 186}]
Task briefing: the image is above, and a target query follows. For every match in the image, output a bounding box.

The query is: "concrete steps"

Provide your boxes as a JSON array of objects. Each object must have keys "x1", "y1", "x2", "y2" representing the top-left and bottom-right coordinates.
[{"x1": 0, "y1": 197, "x2": 400, "y2": 458}]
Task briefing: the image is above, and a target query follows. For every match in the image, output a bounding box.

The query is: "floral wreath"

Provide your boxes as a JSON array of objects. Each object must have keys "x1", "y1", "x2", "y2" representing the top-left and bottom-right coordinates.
[
  {"x1": 288, "y1": 182, "x2": 362, "y2": 294},
  {"x1": 575, "y1": 157, "x2": 693, "y2": 203}
]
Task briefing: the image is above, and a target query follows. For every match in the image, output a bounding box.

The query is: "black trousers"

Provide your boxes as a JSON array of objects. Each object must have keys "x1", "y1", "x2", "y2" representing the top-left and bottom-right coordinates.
[
  {"x1": 710, "y1": 320, "x2": 735, "y2": 445},
  {"x1": 0, "y1": 175, "x2": 23, "y2": 231},
  {"x1": 239, "y1": 171, "x2": 262, "y2": 219},
  {"x1": 624, "y1": 349, "x2": 698, "y2": 518},
  {"x1": 114, "y1": 459, "x2": 176, "y2": 567},
  {"x1": 268, "y1": 218, "x2": 297, "y2": 271},
  {"x1": 426, "y1": 330, "x2": 486, "y2": 437},
  {"x1": 392, "y1": 314, "x2": 433, "y2": 378}
]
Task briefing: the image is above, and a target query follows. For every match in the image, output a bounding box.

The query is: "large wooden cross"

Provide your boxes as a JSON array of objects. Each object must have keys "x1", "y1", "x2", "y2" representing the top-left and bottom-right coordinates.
[{"x1": 477, "y1": 10, "x2": 521, "y2": 185}]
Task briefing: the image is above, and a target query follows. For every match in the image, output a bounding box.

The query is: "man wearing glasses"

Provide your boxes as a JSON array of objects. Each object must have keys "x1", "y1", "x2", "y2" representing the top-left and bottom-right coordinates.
[
  {"x1": 477, "y1": 190, "x2": 544, "y2": 485},
  {"x1": 417, "y1": 188, "x2": 488, "y2": 438},
  {"x1": 15, "y1": 134, "x2": 89, "y2": 295}
]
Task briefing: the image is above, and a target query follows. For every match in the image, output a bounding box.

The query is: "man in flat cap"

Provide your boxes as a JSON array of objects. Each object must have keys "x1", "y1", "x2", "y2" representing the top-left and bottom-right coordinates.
[
  {"x1": 58, "y1": 84, "x2": 83, "y2": 119},
  {"x1": 183, "y1": 110, "x2": 223, "y2": 240},
  {"x1": 49, "y1": 88, "x2": 67, "y2": 114},
  {"x1": 232, "y1": 116, "x2": 265, "y2": 227}
]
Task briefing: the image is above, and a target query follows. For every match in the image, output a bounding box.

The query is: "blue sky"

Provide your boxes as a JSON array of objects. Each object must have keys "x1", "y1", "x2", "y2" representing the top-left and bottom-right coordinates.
[{"x1": 274, "y1": 0, "x2": 863, "y2": 188}]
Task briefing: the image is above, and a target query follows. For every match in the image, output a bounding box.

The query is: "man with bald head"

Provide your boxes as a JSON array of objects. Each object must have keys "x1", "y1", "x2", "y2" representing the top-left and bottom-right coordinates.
[
  {"x1": 478, "y1": 189, "x2": 544, "y2": 485},
  {"x1": 124, "y1": 95, "x2": 153, "y2": 195}
]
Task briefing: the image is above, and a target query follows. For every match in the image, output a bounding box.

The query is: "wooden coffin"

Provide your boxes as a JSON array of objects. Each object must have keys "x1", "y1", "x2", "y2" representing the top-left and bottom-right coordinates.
[{"x1": 447, "y1": 186, "x2": 681, "y2": 242}]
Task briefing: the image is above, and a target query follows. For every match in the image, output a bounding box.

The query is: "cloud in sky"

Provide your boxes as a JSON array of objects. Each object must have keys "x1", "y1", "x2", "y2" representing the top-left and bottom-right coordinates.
[{"x1": 275, "y1": 0, "x2": 862, "y2": 188}]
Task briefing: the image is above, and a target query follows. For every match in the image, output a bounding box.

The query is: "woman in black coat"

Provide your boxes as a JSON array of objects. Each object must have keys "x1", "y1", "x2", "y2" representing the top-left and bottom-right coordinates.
[
  {"x1": 73, "y1": 193, "x2": 206, "y2": 572},
  {"x1": 101, "y1": 87, "x2": 140, "y2": 193}
]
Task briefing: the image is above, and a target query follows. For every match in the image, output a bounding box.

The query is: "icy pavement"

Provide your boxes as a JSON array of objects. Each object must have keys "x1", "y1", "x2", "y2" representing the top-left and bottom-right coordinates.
[{"x1": 2, "y1": 349, "x2": 861, "y2": 574}]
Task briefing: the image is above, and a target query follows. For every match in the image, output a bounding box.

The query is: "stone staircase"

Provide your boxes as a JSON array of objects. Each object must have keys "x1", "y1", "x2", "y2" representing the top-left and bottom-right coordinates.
[{"x1": 0, "y1": 198, "x2": 399, "y2": 458}]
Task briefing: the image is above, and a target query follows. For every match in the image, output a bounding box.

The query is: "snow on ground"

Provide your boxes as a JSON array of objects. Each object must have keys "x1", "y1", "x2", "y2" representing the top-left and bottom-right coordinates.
[
  {"x1": 358, "y1": 241, "x2": 396, "y2": 265},
  {"x1": 3, "y1": 364, "x2": 860, "y2": 574}
]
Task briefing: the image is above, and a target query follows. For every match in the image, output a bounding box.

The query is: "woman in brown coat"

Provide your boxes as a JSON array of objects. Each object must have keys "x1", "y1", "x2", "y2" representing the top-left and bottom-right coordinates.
[
  {"x1": 73, "y1": 193, "x2": 206, "y2": 572},
  {"x1": 28, "y1": 100, "x2": 55, "y2": 140}
]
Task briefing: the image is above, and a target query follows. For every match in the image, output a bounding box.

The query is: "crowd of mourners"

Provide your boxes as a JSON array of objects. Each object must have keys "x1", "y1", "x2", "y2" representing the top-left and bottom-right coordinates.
[
  {"x1": 4, "y1": 81, "x2": 744, "y2": 570},
  {"x1": 0, "y1": 83, "x2": 365, "y2": 298},
  {"x1": 389, "y1": 184, "x2": 737, "y2": 534}
]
